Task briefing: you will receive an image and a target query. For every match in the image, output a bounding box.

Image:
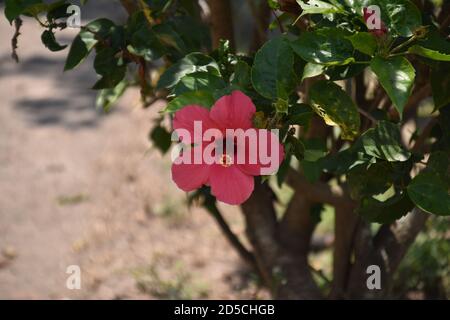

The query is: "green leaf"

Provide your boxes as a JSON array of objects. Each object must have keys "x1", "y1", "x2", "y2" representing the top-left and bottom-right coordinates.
[
  {"x1": 83, "y1": 18, "x2": 116, "y2": 37},
  {"x1": 126, "y1": 11, "x2": 165, "y2": 61},
  {"x1": 348, "y1": 161, "x2": 414, "y2": 223},
  {"x1": 431, "y1": 62, "x2": 450, "y2": 110},
  {"x1": 287, "y1": 103, "x2": 313, "y2": 126},
  {"x1": 46, "y1": 2, "x2": 71, "y2": 21},
  {"x1": 296, "y1": 0, "x2": 343, "y2": 16},
  {"x1": 348, "y1": 162, "x2": 394, "y2": 199},
  {"x1": 407, "y1": 152, "x2": 450, "y2": 216},
  {"x1": 64, "y1": 19, "x2": 115, "y2": 71},
  {"x1": 370, "y1": 56, "x2": 415, "y2": 116},
  {"x1": 326, "y1": 63, "x2": 367, "y2": 81},
  {"x1": 150, "y1": 125, "x2": 172, "y2": 154},
  {"x1": 303, "y1": 138, "x2": 328, "y2": 162},
  {"x1": 169, "y1": 16, "x2": 211, "y2": 52},
  {"x1": 361, "y1": 120, "x2": 411, "y2": 162},
  {"x1": 408, "y1": 171, "x2": 450, "y2": 216},
  {"x1": 309, "y1": 80, "x2": 360, "y2": 140},
  {"x1": 92, "y1": 66, "x2": 126, "y2": 90},
  {"x1": 173, "y1": 72, "x2": 225, "y2": 96},
  {"x1": 347, "y1": 157, "x2": 414, "y2": 223},
  {"x1": 92, "y1": 47, "x2": 126, "y2": 90},
  {"x1": 409, "y1": 46, "x2": 450, "y2": 62},
  {"x1": 153, "y1": 23, "x2": 188, "y2": 54},
  {"x1": 4, "y1": 0, "x2": 42, "y2": 23},
  {"x1": 346, "y1": 32, "x2": 377, "y2": 56},
  {"x1": 359, "y1": 191, "x2": 414, "y2": 223},
  {"x1": 301, "y1": 159, "x2": 323, "y2": 183},
  {"x1": 96, "y1": 80, "x2": 128, "y2": 112},
  {"x1": 110, "y1": 26, "x2": 126, "y2": 50},
  {"x1": 23, "y1": 3, "x2": 48, "y2": 16},
  {"x1": 41, "y1": 30, "x2": 67, "y2": 52},
  {"x1": 364, "y1": 0, "x2": 422, "y2": 37},
  {"x1": 299, "y1": 139, "x2": 328, "y2": 182},
  {"x1": 231, "y1": 60, "x2": 251, "y2": 89},
  {"x1": 94, "y1": 47, "x2": 120, "y2": 75},
  {"x1": 64, "y1": 35, "x2": 92, "y2": 71},
  {"x1": 127, "y1": 26, "x2": 165, "y2": 62},
  {"x1": 163, "y1": 91, "x2": 215, "y2": 113},
  {"x1": 251, "y1": 36, "x2": 297, "y2": 100},
  {"x1": 157, "y1": 53, "x2": 220, "y2": 90},
  {"x1": 267, "y1": 0, "x2": 280, "y2": 10},
  {"x1": 291, "y1": 28, "x2": 355, "y2": 66},
  {"x1": 286, "y1": 135, "x2": 305, "y2": 161},
  {"x1": 301, "y1": 62, "x2": 325, "y2": 81},
  {"x1": 322, "y1": 139, "x2": 371, "y2": 174},
  {"x1": 426, "y1": 151, "x2": 449, "y2": 175},
  {"x1": 408, "y1": 31, "x2": 450, "y2": 62}
]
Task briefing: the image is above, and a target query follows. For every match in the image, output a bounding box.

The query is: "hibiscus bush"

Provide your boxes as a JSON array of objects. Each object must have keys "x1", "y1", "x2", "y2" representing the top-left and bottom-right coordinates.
[{"x1": 4, "y1": 0, "x2": 449, "y2": 299}]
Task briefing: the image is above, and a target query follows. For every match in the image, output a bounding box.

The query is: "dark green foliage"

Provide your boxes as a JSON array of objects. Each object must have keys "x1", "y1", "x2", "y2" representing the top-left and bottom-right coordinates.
[{"x1": 4, "y1": 0, "x2": 450, "y2": 223}]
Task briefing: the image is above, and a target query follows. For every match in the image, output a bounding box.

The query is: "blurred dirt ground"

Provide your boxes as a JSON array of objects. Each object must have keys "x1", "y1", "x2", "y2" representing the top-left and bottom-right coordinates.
[{"x1": 0, "y1": 1, "x2": 260, "y2": 300}]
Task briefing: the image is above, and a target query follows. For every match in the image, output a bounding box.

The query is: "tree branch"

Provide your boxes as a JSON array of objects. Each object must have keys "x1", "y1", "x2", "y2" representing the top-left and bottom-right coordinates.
[
  {"x1": 403, "y1": 83, "x2": 432, "y2": 120},
  {"x1": 208, "y1": 203, "x2": 258, "y2": 271},
  {"x1": 346, "y1": 219, "x2": 374, "y2": 297},
  {"x1": 248, "y1": 0, "x2": 271, "y2": 52},
  {"x1": 241, "y1": 180, "x2": 322, "y2": 299},
  {"x1": 120, "y1": 0, "x2": 139, "y2": 14},
  {"x1": 286, "y1": 168, "x2": 352, "y2": 207},
  {"x1": 412, "y1": 117, "x2": 438, "y2": 153},
  {"x1": 374, "y1": 208, "x2": 429, "y2": 281},
  {"x1": 347, "y1": 208, "x2": 429, "y2": 298},
  {"x1": 277, "y1": 0, "x2": 302, "y2": 15},
  {"x1": 329, "y1": 204, "x2": 358, "y2": 299},
  {"x1": 241, "y1": 181, "x2": 279, "y2": 287},
  {"x1": 438, "y1": 2, "x2": 450, "y2": 31},
  {"x1": 207, "y1": 0, "x2": 235, "y2": 49},
  {"x1": 279, "y1": 191, "x2": 315, "y2": 253}
]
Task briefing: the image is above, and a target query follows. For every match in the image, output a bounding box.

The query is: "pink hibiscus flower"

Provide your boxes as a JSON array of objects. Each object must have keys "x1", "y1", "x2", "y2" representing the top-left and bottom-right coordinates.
[
  {"x1": 171, "y1": 90, "x2": 284, "y2": 205},
  {"x1": 363, "y1": 7, "x2": 388, "y2": 37}
]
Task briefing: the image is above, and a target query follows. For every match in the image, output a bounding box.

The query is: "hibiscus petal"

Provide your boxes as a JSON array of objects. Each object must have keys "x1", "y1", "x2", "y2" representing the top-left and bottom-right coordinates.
[
  {"x1": 209, "y1": 165, "x2": 254, "y2": 205},
  {"x1": 173, "y1": 105, "x2": 218, "y2": 143},
  {"x1": 237, "y1": 129, "x2": 285, "y2": 176},
  {"x1": 210, "y1": 91, "x2": 256, "y2": 130},
  {"x1": 171, "y1": 147, "x2": 211, "y2": 192}
]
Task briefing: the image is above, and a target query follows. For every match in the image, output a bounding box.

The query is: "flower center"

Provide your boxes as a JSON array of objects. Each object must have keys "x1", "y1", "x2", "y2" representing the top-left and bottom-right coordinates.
[{"x1": 219, "y1": 154, "x2": 233, "y2": 167}]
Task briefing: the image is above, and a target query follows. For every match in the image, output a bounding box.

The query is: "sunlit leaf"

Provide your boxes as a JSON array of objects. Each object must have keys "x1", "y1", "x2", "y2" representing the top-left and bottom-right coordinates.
[
  {"x1": 309, "y1": 80, "x2": 360, "y2": 140},
  {"x1": 370, "y1": 56, "x2": 415, "y2": 116}
]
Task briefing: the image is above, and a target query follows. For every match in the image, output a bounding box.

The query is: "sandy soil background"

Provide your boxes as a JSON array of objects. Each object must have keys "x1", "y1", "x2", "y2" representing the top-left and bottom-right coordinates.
[{"x1": 0, "y1": 1, "x2": 259, "y2": 300}]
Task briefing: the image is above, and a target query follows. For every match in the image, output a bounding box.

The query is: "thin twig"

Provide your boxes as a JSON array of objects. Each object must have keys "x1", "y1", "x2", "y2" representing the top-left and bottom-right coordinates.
[
  {"x1": 11, "y1": 18, "x2": 23, "y2": 63},
  {"x1": 388, "y1": 52, "x2": 408, "y2": 58},
  {"x1": 403, "y1": 83, "x2": 432, "y2": 119},
  {"x1": 358, "y1": 107, "x2": 377, "y2": 124},
  {"x1": 208, "y1": 203, "x2": 258, "y2": 270},
  {"x1": 120, "y1": 0, "x2": 139, "y2": 14},
  {"x1": 390, "y1": 35, "x2": 418, "y2": 54},
  {"x1": 412, "y1": 117, "x2": 438, "y2": 153},
  {"x1": 272, "y1": 10, "x2": 285, "y2": 33},
  {"x1": 440, "y1": 15, "x2": 450, "y2": 31},
  {"x1": 246, "y1": 0, "x2": 266, "y2": 40},
  {"x1": 309, "y1": 265, "x2": 332, "y2": 285}
]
